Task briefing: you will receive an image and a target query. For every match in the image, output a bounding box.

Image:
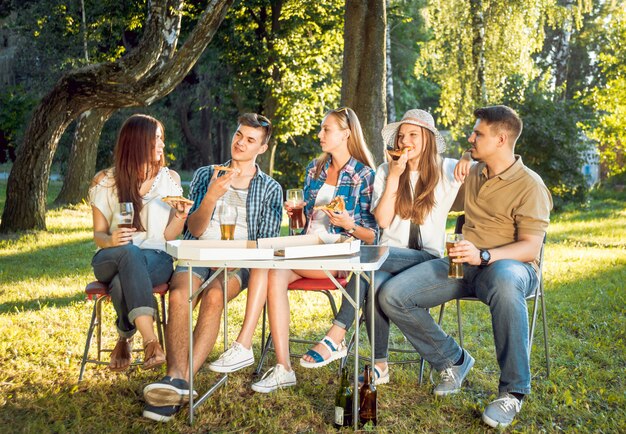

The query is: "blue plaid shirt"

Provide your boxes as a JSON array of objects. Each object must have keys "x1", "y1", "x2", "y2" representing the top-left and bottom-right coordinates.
[
  {"x1": 303, "y1": 156, "x2": 378, "y2": 240},
  {"x1": 184, "y1": 162, "x2": 283, "y2": 241}
]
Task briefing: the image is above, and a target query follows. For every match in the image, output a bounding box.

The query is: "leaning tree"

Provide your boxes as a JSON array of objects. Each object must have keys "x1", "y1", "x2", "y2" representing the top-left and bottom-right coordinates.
[{"x1": 0, "y1": 0, "x2": 234, "y2": 232}]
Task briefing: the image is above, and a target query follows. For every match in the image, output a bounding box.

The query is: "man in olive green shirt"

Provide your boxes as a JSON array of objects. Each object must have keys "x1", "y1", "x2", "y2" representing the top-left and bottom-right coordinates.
[{"x1": 379, "y1": 105, "x2": 552, "y2": 428}]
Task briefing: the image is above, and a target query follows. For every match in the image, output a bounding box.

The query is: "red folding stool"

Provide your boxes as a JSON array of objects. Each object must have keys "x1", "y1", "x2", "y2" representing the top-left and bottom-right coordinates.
[
  {"x1": 254, "y1": 275, "x2": 352, "y2": 376},
  {"x1": 78, "y1": 281, "x2": 168, "y2": 381}
]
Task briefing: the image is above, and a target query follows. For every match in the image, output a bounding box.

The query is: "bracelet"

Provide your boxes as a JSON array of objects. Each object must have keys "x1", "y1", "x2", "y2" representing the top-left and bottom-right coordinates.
[{"x1": 174, "y1": 213, "x2": 187, "y2": 220}]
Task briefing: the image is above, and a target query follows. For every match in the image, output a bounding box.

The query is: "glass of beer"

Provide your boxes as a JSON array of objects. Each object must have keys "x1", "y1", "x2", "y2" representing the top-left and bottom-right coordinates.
[
  {"x1": 446, "y1": 233, "x2": 464, "y2": 279},
  {"x1": 286, "y1": 188, "x2": 305, "y2": 232},
  {"x1": 220, "y1": 205, "x2": 237, "y2": 240},
  {"x1": 117, "y1": 202, "x2": 134, "y2": 244}
]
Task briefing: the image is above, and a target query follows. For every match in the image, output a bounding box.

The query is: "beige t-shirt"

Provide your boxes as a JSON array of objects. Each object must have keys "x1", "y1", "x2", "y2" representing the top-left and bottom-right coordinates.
[{"x1": 462, "y1": 156, "x2": 552, "y2": 266}]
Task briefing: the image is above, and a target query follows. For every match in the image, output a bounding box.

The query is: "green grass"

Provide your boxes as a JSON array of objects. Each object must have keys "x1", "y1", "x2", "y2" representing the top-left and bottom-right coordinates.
[{"x1": 1, "y1": 179, "x2": 625, "y2": 432}]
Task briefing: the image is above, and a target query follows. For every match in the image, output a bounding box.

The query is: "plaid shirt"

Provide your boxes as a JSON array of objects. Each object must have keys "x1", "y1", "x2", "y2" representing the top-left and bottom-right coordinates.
[
  {"x1": 184, "y1": 161, "x2": 283, "y2": 241},
  {"x1": 303, "y1": 156, "x2": 378, "y2": 239}
]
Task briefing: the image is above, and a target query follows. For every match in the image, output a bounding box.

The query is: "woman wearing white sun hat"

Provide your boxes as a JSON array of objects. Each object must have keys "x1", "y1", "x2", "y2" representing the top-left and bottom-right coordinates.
[{"x1": 300, "y1": 109, "x2": 473, "y2": 384}]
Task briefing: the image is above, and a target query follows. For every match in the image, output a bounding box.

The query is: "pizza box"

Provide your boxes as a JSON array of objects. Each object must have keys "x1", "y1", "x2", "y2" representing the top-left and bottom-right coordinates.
[
  {"x1": 166, "y1": 239, "x2": 274, "y2": 261},
  {"x1": 257, "y1": 233, "x2": 361, "y2": 259}
]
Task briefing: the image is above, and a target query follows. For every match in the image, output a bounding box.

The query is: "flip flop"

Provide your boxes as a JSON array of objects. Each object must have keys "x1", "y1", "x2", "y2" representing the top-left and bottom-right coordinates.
[
  {"x1": 108, "y1": 337, "x2": 133, "y2": 372},
  {"x1": 300, "y1": 336, "x2": 347, "y2": 369}
]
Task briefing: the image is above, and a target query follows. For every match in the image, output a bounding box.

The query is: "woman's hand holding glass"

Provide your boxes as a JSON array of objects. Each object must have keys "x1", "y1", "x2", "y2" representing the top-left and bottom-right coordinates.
[{"x1": 112, "y1": 202, "x2": 136, "y2": 246}]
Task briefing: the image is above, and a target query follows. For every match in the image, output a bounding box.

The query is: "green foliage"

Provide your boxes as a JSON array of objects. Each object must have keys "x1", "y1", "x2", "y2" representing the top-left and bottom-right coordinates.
[
  {"x1": 0, "y1": 86, "x2": 37, "y2": 163},
  {"x1": 505, "y1": 80, "x2": 589, "y2": 209},
  {"x1": 416, "y1": 0, "x2": 557, "y2": 138},
  {"x1": 584, "y1": 5, "x2": 626, "y2": 177},
  {"x1": 388, "y1": 0, "x2": 440, "y2": 115}
]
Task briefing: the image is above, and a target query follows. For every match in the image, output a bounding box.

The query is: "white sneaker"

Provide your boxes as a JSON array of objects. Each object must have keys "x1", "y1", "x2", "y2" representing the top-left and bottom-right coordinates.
[
  {"x1": 251, "y1": 364, "x2": 296, "y2": 393},
  {"x1": 208, "y1": 341, "x2": 254, "y2": 373}
]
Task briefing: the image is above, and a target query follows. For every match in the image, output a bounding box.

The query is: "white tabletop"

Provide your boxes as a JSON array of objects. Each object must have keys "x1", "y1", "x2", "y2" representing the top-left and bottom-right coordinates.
[{"x1": 173, "y1": 245, "x2": 389, "y2": 271}]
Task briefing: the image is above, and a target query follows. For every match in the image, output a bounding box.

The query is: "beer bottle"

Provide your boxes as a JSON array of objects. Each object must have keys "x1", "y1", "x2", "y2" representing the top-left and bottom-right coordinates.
[
  {"x1": 334, "y1": 368, "x2": 353, "y2": 428},
  {"x1": 359, "y1": 364, "x2": 377, "y2": 426}
]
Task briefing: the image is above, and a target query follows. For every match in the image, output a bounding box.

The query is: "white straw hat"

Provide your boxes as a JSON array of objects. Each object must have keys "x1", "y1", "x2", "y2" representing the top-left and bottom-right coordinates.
[{"x1": 381, "y1": 109, "x2": 447, "y2": 153}]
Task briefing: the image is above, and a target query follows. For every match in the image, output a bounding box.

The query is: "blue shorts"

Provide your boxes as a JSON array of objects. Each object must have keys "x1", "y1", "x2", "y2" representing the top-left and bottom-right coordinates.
[{"x1": 173, "y1": 265, "x2": 250, "y2": 290}]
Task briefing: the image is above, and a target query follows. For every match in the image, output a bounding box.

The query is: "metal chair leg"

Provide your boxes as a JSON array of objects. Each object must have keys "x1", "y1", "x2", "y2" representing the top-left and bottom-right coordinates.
[{"x1": 78, "y1": 297, "x2": 100, "y2": 382}]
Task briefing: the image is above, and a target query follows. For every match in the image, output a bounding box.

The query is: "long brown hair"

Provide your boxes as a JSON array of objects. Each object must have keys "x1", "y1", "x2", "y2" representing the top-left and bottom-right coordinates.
[
  {"x1": 394, "y1": 126, "x2": 441, "y2": 224},
  {"x1": 113, "y1": 114, "x2": 165, "y2": 230},
  {"x1": 314, "y1": 107, "x2": 375, "y2": 178}
]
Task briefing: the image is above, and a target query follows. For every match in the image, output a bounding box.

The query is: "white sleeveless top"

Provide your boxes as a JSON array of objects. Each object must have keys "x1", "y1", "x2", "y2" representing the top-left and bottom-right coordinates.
[
  {"x1": 372, "y1": 158, "x2": 463, "y2": 257},
  {"x1": 88, "y1": 167, "x2": 183, "y2": 251}
]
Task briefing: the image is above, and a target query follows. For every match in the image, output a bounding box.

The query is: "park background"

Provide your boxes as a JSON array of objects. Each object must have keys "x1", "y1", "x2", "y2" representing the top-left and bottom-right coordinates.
[{"x1": 0, "y1": 0, "x2": 625, "y2": 432}]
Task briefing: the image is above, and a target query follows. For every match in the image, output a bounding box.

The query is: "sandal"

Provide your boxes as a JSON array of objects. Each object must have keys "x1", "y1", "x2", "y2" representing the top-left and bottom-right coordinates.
[
  {"x1": 300, "y1": 336, "x2": 347, "y2": 369},
  {"x1": 109, "y1": 337, "x2": 133, "y2": 372},
  {"x1": 143, "y1": 339, "x2": 166, "y2": 371}
]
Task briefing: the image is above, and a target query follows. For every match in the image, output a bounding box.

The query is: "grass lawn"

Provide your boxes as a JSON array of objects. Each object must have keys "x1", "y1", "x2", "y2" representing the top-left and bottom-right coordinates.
[{"x1": 0, "y1": 179, "x2": 625, "y2": 433}]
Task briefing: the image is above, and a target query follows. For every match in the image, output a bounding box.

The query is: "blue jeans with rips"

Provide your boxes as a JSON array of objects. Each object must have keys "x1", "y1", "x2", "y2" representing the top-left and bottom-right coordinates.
[
  {"x1": 378, "y1": 257, "x2": 537, "y2": 395},
  {"x1": 333, "y1": 247, "x2": 437, "y2": 362},
  {"x1": 91, "y1": 245, "x2": 174, "y2": 338}
]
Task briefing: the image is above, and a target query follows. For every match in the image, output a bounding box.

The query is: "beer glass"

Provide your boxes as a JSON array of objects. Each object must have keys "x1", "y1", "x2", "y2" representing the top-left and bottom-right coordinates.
[
  {"x1": 117, "y1": 202, "x2": 134, "y2": 229},
  {"x1": 116, "y1": 202, "x2": 134, "y2": 244},
  {"x1": 286, "y1": 188, "x2": 305, "y2": 233},
  {"x1": 220, "y1": 205, "x2": 237, "y2": 240},
  {"x1": 446, "y1": 233, "x2": 464, "y2": 279}
]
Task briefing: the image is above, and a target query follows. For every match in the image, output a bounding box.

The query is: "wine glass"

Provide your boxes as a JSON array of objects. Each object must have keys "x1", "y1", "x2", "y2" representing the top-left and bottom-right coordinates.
[{"x1": 219, "y1": 205, "x2": 238, "y2": 240}]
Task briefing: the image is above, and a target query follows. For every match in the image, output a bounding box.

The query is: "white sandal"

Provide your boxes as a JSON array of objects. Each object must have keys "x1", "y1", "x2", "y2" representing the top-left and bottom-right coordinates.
[{"x1": 299, "y1": 336, "x2": 347, "y2": 369}]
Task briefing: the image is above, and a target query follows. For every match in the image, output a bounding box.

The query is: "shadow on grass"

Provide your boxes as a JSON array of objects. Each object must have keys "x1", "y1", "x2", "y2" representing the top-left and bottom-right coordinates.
[
  {"x1": 0, "y1": 293, "x2": 86, "y2": 314},
  {"x1": 0, "y1": 238, "x2": 94, "y2": 284}
]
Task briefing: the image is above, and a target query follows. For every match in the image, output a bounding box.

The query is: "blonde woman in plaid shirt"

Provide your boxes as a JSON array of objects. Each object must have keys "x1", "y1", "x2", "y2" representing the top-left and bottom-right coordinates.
[{"x1": 251, "y1": 107, "x2": 378, "y2": 393}]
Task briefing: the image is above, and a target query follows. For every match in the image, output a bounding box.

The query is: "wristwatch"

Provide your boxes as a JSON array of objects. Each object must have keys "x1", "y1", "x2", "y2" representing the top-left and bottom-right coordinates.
[
  {"x1": 346, "y1": 225, "x2": 357, "y2": 235},
  {"x1": 479, "y1": 249, "x2": 491, "y2": 268}
]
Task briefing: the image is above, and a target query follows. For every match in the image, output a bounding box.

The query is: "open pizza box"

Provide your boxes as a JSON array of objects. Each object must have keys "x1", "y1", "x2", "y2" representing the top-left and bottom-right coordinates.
[
  {"x1": 257, "y1": 233, "x2": 361, "y2": 259},
  {"x1": 166, "y1": 239, "x2": 275, "y2": 261}
]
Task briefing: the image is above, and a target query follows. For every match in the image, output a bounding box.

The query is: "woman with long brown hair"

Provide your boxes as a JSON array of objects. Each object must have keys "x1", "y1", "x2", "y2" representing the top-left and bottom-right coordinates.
[
  {"x1": 251, "y1": 107, "x2": 378, "y2": 393},
  {"x1": 89, "y1": 114, "x2": 191, "y2": 372},
  {"x1": 300, "y1": 109, "x2": 472, "y2": 385}
]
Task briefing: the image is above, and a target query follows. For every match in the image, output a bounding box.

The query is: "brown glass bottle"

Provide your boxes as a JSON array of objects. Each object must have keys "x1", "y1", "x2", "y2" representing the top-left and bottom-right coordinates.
[
  {"x1": 334, "y1": 368, "x2": 353, "y2": 428},
  {"x1": 359, "y1": 364, "x2": 377, "y2": 426}
]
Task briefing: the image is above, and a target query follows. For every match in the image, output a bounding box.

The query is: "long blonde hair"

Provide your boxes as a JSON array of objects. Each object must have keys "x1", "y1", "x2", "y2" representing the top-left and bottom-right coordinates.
[
  {"x1": 314, "y1": 107, "x2": 375, "y2": 178},
  {"x1": 394, "y1": 126, "x2": 441, "y2": 225}
]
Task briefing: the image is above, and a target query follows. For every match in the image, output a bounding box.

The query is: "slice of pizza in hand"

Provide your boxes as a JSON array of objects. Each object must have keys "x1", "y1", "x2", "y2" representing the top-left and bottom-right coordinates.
[
  {"x1": 214, "y1": 165, "x2": 241, "y2": 174},
  {"x1": 162, "y1": 195, "x2": 194, "y2": 206},
  {"x1": 314, "y1": 196, "x2": 346, "y2": 213},
  {"x1": 386, "y1": 146, "x2": 414, "y2": 159}
]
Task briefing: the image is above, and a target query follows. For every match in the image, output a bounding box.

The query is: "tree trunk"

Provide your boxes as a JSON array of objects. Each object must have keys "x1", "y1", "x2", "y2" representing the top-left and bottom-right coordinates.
[
  {"x1": 341, "y1": 0, "x2": 387, "y2": 165},
  {"x1": 54, "y1": 108, "x2": 113, "y2": 206},
  {"x1": 0, "y1": 0, "x2": 234, "y2": 233},
  {"x1": 470, "y1": 0, "x2": 486, "y2": 105},
  {"x1": 385, "y1": 0, "x2": 395, "y2": 123}
]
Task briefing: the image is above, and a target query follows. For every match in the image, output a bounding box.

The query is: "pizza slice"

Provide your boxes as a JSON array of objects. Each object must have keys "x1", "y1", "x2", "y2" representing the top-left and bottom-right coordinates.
[
  {"x1": 386, "y1": 146, "x2": 414, "y2": 159},
  {"x1": 314, "y1": 196, "x2": 346, "y2": 213},
  {"x1": 162, "y1": 195, "x2": 194, "y2": 206},
  {"x1": 214, "y1": 165, "x2": 241, "y2": 174}
]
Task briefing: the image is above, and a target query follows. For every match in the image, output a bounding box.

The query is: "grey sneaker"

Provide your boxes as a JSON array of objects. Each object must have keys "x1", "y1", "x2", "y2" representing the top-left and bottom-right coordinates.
[
  {"x1": 433, "y1": 349, "x2": 475, "y2": 396},
  {"x1": 251, "y1": 364, "x2": 296, "y2": 393},
  {"x1": 143, "y1": 376, "x2": 197, "y2": 406},
  {"x1": 482, "y1": 393, "x2": 523, "y2": 428},
  {"x1": 208, "y1": 341, "x2": 254, "y2": 373}
]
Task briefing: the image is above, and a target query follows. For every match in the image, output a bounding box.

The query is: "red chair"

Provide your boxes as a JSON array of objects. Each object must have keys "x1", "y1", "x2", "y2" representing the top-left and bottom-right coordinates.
[
  {"x1": 254, "y1": 276, "x2": 351, "y2": 376},
  {"x1": 78, "y1": 281, "x2": 168, "y2": 381}
]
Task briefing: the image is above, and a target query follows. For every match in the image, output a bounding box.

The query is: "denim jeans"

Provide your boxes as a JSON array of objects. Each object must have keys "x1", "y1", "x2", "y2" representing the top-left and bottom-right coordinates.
[
  {"x1": 333, "y1": 247, "x2": 437, "y2": 361},
  {"x1": 91, "y1": 245, "x2": 174, "y2": 338},
  {"x1": 378, "y1": 257, "x2": 538, "y2": 395}
]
